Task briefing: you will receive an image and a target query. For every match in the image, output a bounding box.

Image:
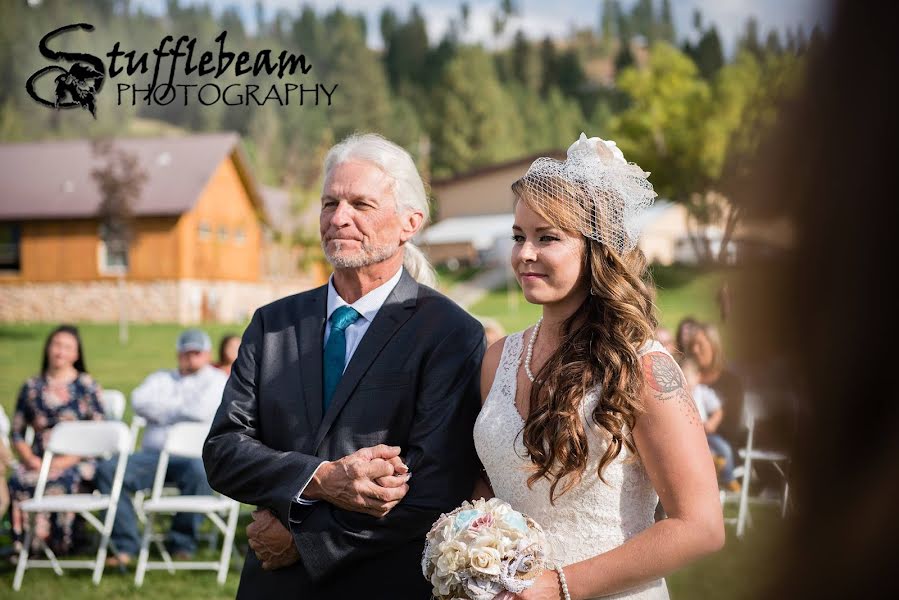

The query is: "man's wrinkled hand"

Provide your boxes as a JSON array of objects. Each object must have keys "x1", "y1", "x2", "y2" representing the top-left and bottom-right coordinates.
[
  {"x1": 305, "y1": 445, "x2": 411, "y2": 517},
  {"x1": 246, "y1": 509, "x2": 300, "y2": 571}
]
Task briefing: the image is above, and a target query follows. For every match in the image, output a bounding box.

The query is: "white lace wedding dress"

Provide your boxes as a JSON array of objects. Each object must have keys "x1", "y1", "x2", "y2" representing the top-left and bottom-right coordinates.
[{"x1": 473, "y1": 332, "x2": 670, "y2": 599}]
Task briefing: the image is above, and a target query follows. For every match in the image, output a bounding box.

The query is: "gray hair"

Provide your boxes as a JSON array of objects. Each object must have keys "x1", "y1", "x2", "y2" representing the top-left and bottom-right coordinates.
[{"x1": 323, "y1": 133, "x2": 436, "y2": 288}]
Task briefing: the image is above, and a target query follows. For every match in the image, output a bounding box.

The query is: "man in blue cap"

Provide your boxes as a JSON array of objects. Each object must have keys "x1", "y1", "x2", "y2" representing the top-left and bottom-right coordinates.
[{"x1": 97, "y1": 328, "x2": 228, "y2": 567}]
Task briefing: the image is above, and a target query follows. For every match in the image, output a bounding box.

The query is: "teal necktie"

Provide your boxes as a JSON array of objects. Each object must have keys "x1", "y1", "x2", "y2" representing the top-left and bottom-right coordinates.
[{"x1": 322, "y1": 306, "x2": 361, "y2": 412}]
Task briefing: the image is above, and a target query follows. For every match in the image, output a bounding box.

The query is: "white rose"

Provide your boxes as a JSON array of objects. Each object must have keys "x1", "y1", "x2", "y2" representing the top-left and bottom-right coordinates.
[
  {"x1": 435, "y1": 540, "x2": 467, "y2": 577},
  {"x1": 468, "y1": 545, "x2": 502, "y2": 577}
]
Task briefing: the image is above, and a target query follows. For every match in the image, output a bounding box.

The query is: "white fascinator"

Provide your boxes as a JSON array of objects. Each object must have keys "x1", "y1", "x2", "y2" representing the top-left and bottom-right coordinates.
[{"x1": 513, "y1": 132, "x2": 656, "y2": 254}]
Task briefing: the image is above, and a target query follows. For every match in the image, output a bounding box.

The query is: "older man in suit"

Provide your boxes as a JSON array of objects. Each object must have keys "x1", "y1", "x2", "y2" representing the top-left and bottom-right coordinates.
[{"x1": 203, "y1": 134, "x2": 485, "y2": 599}]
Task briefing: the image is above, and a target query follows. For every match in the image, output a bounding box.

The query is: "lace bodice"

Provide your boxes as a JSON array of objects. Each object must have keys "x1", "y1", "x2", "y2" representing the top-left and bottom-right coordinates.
[{"x1": 473, "y1": 332, "x2": 670, "y2": 599}]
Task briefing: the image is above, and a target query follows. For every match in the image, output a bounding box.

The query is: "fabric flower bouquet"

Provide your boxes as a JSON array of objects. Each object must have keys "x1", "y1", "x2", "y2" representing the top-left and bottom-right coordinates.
[{"x1": 422, "y1": 497, "x2": 549, "y2": 600}]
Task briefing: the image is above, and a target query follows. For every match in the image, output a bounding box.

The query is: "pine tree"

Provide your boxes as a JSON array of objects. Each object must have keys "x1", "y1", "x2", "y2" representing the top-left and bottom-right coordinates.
[
  {"x1": 379, "y1": 7, "x2": 398, "y2": 46},
  {"x1": 428, "y1": 48, "x2": 523, "y2": 176},
  {"x1": 739, "y1": 17, "x2": 764, "y2": 59},
  {"x1": 658, "y1": 0, "x2": 675, "y2": 43},
  {"x1": 382, "y1": 6, "x2": 429, "y2": 90},
  {"x1": 511, "y1": 30, "x2": 541, "y2": 92},
  {"x1": 765, "y1": 30, "x2": 783, "y2": 55},
  {"x1": 632, "y1": 0, "x2": 655, "y2": 42},
  {"x1": 556, "y1": 49, "x2": 586, "y2": 98},
  {"x1": 539, "y1": 37, "x2": 557, "y2": 96},
  {"x1": 695, "y1": 26, "x2": 724, "y2": 80},
  {"x1": 599, "y1": 0, "x2": 617, "y2": 40},
  {"x1": 322, "y1": 12, "x2": 392, "y2": 139},
  {"x1": 615, "y1": 39, "x2": 635, "y2": 74}
]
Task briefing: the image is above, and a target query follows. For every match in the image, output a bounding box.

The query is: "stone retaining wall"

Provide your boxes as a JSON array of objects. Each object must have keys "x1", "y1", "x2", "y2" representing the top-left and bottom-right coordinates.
[{"x1": 0, "y1": 278, "x2": 318, "y2": 324}]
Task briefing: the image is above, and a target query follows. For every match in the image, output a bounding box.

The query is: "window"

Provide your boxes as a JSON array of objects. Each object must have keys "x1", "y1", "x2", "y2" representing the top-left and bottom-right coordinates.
[
  {"x1": 0, "y1": 223, "x2": 21, "y2": 271},
  {"x1": 198, "y1": 221, "x2": 211, "y2": 240},
  {"x1": 98, "y1": 240, "x2": 128, "y2": 274},
  {"x1": 233, "y1": 227, "x2": 246, "y2": 245},
  {"x1": 98, "y1": 223, "x2": 128, "y2": 274},
  {"x1": 217, "y1": 225, "x2": 228, "y2": 242}
]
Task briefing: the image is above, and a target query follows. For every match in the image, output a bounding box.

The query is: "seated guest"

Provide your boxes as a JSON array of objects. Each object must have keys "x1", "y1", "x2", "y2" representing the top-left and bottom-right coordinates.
[
  {"x1": 97, "y1": 329, "x2": 227, "y2": 567},
  {"x1": 675, "y1": 316, "x2": 699, "y2": 357},
  {"x1": 214, "y1": 334, "x2": 240, "y2": 376},
  {"x1": 690, "y1": 322, "x2": 746, "y2": 448},
  {"x1": 8, "y1": 325, "x2": 105, "y2": 555},
  {"x1": 680, "y1": 357, "x2": 740, "y2": 492}
]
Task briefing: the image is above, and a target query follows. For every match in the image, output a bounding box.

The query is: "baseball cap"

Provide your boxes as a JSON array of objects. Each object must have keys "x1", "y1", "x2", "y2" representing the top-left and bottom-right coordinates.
[{"x1": 176, "y1": 329, "x2": 211, "y2": 353}]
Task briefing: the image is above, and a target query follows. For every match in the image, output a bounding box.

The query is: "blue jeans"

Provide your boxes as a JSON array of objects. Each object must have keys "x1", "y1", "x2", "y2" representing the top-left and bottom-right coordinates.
[
  {"x1": 707, "y1": 433, "x2": 736, "y2": 484},
  {"x1": 96, "y1": 450, "x2": 211, "y2": 557}
]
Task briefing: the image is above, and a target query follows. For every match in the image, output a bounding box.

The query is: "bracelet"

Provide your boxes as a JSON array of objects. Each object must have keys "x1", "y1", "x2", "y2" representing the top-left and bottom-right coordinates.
[{"x1": 557, "y1": 566, "x2": 571, "y2": 600}]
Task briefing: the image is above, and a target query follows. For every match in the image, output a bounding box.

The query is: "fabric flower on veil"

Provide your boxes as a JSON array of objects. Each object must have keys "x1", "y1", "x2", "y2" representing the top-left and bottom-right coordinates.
[{"x1": 515, "y1": 132, "x2": 657, "y2": 255}]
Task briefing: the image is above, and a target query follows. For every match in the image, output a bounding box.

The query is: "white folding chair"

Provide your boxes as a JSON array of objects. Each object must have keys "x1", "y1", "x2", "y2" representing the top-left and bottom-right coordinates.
[
  {"x1": 128, "y1": 415, "x2": 146, "y2": 453},
  {"x1": 723, "y1": 392, "x2": 792, "y2": 538},
  {"x1": 12, "y1": 421, "x2": 131, "y2": 591},
  {"x1": 134, "y1": 422, "x2": 239, "y2": 586},
  {"x1": 99, "y1": 389, "x2": 127, "y2": 421},
  {"x1": 128, "y1": 414, "x2": 212, "y2": 554}
]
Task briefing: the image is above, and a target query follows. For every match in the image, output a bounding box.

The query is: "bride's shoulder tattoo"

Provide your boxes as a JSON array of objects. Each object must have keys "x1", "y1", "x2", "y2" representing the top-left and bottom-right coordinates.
[{"x1": 641, "y1": 352, "x2": 702, "y2": 427}]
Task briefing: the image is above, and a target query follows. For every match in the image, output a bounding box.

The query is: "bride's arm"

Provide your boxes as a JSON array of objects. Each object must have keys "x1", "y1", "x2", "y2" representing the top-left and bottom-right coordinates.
[
  {"x1": 471, "y1": 337, "x2": 506, "y2": 501},
  {"x1": 528, "y1": 351, "x2": 724, "y2": 600}
]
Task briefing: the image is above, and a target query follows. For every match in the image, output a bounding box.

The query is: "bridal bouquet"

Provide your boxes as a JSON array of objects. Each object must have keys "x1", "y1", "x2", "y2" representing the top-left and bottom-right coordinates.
[{"x1": 422, "y1": 497, "x2": 548, "y2": 600}]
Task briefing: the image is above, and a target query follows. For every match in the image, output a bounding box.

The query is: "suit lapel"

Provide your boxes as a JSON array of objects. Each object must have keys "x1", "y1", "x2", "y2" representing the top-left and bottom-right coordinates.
[
  {"x1": 295, "y1": 285, "x2": 328, "y2": 429},
  {"x1": 313, "y1": 270, "x2": 419, "y2": 453}
]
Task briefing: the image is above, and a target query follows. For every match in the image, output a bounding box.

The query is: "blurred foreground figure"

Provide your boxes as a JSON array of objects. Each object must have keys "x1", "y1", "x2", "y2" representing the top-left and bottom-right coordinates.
[{"x1": 736, "y1": 1, "x2": 899, "y2": 596}]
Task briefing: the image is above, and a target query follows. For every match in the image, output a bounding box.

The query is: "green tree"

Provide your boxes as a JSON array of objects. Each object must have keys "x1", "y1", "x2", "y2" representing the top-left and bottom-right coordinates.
[
  {"x1": 631, "y1": 0, "x2": 655, "y2": 42},
  {"x1": 765, "y1": 30, "x2": 783, "y2": 55},
  {"x1": 612, "y1": 42, "x2": 712, "y2": 203},
  {"x1": 510, "y1": 30, "x2": 542, "y2": 92},
  {"x1": 599, "y1": 0, "x2": 618, "y2": 41},
  {"x1": 694, "y1": 26, "x2": 725, "y2": 80},
  {"x1": 739, "y1": 17, "x2": 764, "y2": 59},
  {"x1": 657, "y1": 0, "x2": 675, "y2": 43},
  {"x1": 555, "y1": 49, "x2": 586, "y2": 98},
  {"x1": 539, "y1": 37, "x2": 557, "y2": 95},
  {"x1": 321, "y1": 11, "x2": 392, "y2": 139},
  {"x1": 613, "y1": 43, "x2": 805, "y2": 262},
  {"x1": 382, "y1": 6, "x2": 429, "y2": 91},
  {"x1": 713, "y1": 50, "x2": 803, "y2": 259},
  {"x1": 611, "y1": 42, "x2": 717, "y2": 259},
  {"x1": 428, "y1": 47, "x2": 523, "y2": 177}
]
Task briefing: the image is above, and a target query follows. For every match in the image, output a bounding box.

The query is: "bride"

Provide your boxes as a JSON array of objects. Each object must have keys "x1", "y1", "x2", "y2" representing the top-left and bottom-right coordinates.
[{"x1": 473, "y1": 134, "x2": 724, "y2": 599}]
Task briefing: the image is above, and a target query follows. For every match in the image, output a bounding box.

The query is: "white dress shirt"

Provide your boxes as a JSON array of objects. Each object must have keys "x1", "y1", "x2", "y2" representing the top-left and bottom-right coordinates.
[
  {"x1": 131, "y1": 364, "x2": 228, "y2": 452},
  {"x1": 295, "y1": 266, "x2": 404, "y2": 504}
]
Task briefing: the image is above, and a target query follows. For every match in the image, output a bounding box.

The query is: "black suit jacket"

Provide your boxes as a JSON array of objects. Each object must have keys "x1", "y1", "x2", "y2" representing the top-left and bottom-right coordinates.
[{"x1": 203, "y1": 270, "x2": 485, "y2": 599}]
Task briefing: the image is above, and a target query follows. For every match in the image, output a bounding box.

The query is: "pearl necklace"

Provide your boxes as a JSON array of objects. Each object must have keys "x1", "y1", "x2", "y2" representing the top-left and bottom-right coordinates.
[{"x1": 523, "y1": 316, "x2": 543, "y2": 382}]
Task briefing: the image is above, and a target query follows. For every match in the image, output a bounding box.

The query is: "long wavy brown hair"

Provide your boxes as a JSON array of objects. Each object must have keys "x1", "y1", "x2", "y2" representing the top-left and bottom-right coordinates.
[{"x1": 512, "y1": 177, "x2": 658, "y2": 504}]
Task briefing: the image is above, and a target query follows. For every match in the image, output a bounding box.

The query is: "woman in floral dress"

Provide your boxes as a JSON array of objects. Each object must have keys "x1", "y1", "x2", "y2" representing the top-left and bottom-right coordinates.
[{"x1": 9, "y1": 324, "x2": 105, "y2": 555}]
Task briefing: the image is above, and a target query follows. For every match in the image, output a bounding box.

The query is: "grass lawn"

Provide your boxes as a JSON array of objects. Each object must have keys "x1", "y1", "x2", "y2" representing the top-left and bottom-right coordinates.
[
  {"x1": 0, "y1": 323, "x2": 246, "y2": 420},
  {"x1": 0, "y1": 265, "x2": 774, "y2": 598},
  {"x1": 0, "y1": 504, "x2": 788, "y2": 598}
]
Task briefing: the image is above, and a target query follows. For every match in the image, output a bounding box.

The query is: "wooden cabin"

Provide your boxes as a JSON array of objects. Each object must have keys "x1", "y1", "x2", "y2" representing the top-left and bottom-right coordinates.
[{"x1": 0, "y1": 133, "x2": 319, "y2": 323}]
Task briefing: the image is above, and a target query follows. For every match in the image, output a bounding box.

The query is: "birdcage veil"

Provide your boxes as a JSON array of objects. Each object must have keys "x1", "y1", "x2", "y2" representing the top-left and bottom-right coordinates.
[{"x1": 514, "y1": 133, "x2": 656, "y2": 255}]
